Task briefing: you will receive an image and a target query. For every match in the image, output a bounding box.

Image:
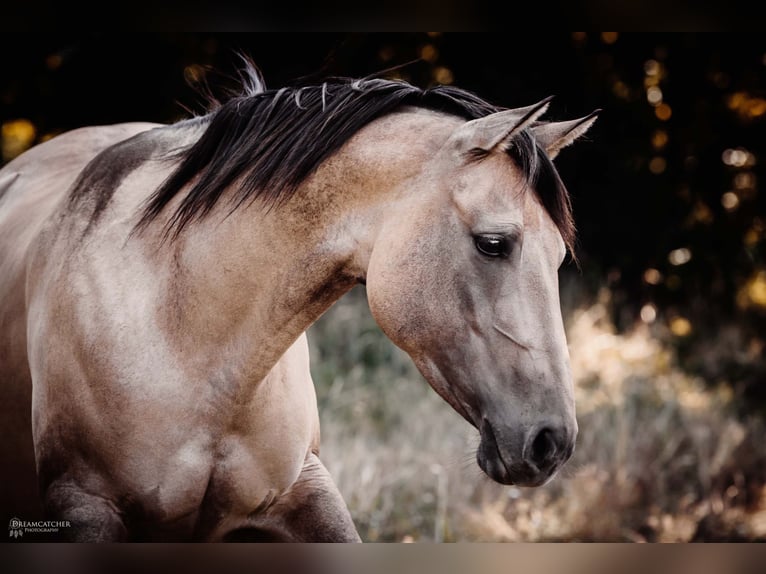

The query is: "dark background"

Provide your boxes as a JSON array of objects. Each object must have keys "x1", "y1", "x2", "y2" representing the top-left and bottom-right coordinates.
[{"x1": 1, "y1": 32, "x2": 764, "y2": 404}]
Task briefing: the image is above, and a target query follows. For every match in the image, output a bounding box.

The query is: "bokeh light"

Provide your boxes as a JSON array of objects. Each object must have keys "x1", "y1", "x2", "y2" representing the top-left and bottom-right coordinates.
[
  {"x1": 688, "y1": 201, "x2": 714, "y2": 226},
  {"x1": 640, "y1": 303, "x2": 657, "y2": 323},
  {"x1": 647, "y1": 86, "x2": 663, "y2": 106},
  {"x1": 721, "y1": 191, "x2": 740, "y2": 211},
  {"x1": 737, "y1": 270, "x2": 766, "y2": 310},
  {"x1": 1, "y1": 119, "x2": 36, "y2": 162},
  {"x1": 611, "y1": 80, "x2": 630, "y2": 100},
  {"x1": 644, "y1": 59, "x2": 661, "y2": 76},
  {"x1": 420, "y1": 44, "x2": 438, "y2": 63},
  {"x1": 655, "y1": 103, "x2": 672, "y2": 121},
  {"x1": 727, "y1": 92, "x2": 766, "y2": 120},
  {"x1": 643, "y1": 268, "x2": 663, "y2": 285},
  {"x1": 649, "y1": 156, "x2": 667, "y2": 174},
  {"x1": 670, "y1": 316, "x2": 693, "y2": 337},
  {"x1": 722, "y1": 148, "x2": 755, "y2": 167},
  {"x1": 652, "y1": 130, "x2": 668, "y2": 150},
  {"x1": 433, "y1": 66, "x2": 453, "y2": 85},
  {"x1": 571, "y1": 32, "x2": 587, "y2": 43},
  {"x1": 668, "y1": 248, "x2": 692, "y2": 266},
  {"x1": 734, "y1": 172, "x2": 755, "y2": 190}
]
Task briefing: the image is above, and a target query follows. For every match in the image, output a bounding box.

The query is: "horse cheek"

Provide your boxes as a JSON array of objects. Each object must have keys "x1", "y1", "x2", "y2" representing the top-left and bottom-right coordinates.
[{"x1": 366, "y1": 250, "x2": 426, "y2": 355}]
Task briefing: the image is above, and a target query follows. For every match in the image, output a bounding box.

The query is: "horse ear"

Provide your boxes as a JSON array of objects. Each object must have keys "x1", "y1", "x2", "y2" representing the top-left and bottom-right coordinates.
[
  {"x1": 453, "y1": 96, "x2": 554, "y2": 154},
  {"x1": 531, "y1": 110, "x2": 600, "y2": 160}
]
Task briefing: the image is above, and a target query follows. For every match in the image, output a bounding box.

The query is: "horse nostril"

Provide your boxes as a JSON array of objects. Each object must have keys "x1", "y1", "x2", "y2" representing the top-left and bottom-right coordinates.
[{"x1": 528, "y1": 427, "x2": 558, "y2": 468}]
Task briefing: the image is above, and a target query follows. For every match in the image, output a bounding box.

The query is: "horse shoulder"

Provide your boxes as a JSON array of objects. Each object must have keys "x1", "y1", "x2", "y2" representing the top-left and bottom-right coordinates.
[
  {"x1": 0, "y1": 122, "x2": 160, "y2": 520},
  {"x1": 2, "y1": 122, "x2": 160, "y2": 377}
]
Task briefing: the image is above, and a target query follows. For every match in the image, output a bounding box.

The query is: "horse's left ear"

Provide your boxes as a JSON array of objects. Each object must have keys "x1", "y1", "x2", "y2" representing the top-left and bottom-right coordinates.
[
  {"x1": 531, "y1": 110, "x2": 601, "y2": 160},
  {"x1": 452, "y1": 96, "x2": 554, "y2": 154}
]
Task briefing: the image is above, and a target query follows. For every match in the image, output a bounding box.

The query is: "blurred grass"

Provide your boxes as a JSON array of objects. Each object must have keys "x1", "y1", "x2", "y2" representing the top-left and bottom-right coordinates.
[{"x1": 307, "y1": 283, "x2": 766, "y2": 542}]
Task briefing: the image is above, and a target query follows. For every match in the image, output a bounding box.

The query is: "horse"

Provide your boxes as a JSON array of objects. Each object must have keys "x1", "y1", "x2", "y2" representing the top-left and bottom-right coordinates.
[{"x1": 0, "y1": 61, "x2": 598, "y2": 541}]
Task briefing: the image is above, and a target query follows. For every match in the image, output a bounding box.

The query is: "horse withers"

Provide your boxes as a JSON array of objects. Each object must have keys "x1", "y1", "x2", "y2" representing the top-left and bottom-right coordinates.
[{"x1": 0, "y1": 64, "x2": 597, "y2": 541}]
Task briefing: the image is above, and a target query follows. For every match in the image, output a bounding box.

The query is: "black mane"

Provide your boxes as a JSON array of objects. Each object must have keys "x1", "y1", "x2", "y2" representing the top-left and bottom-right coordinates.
[{"x1": 137, "y1": 64, "x2": 575, "y2": 252}]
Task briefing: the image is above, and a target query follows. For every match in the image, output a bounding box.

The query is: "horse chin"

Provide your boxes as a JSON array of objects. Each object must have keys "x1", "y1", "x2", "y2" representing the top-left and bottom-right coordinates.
[{"x1": 476, "y1": 451, "x2": 553, "y2": 487}]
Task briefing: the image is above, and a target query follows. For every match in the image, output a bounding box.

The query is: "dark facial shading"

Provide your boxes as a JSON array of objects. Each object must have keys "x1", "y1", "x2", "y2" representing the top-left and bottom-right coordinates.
[{"x1": 136, "y1": 62, "x2": 575, "y2": 253}]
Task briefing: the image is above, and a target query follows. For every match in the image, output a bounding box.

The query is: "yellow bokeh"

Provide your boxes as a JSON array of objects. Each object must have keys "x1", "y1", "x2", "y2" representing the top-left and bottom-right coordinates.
[
  {"x1": 652, "y1": 130, "x2": 668, "y2": 149},
  {"x1": 1, "y1": 119, "x2": 37, "y2": 162},
  {"x1": 738, "y1": 270, "x2": 766, "y2": 310},
  {"x1": 687, "y1": 201, "x2": 714, "y2": 226},
  {"x1": 612, "y1": 80, "x2": 630, "y2": 100},
  {"x1": 644, "y1": 59, "x2": 661, "y2": 76},
  {"x1": 727, "y1": 92, "x2": 745, "y2": 110},
  {"x1": 721, "y1": 191, "x2": 740, "y2": 211},
  {"x1": 643, "y1": 268, "x2": 662, "y2": 285},
  {"x1": 420, "y1": 44, "x2": 438, "y2": 63},
  {"x1": 669, "y1": 317, "x2": 692, "y2": 337},
  {"x1": 644, "y1": 75, "x2": 660, "y2": 89},
  {"x1": 433, "y1": 66, "x2": 453, "y2": 85},
  {"x1": 727, "y1": 91, "x2": 766, "y2": 120},
  {"x1": 655, "y1": 103, "x2": 672, "y2": 121},
  {"x1": 744, "y1": 227, "x2": 761, "y2": 247},
  {"x1": 745, "y1": 98, "x2": 766, "y2": 117},
  {"x1": 649, "y1": 156, "x2": 667, "y2": 174}
]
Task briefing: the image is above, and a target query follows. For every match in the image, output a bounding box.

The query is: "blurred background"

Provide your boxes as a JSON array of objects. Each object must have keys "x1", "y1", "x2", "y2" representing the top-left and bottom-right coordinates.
[{"x1": 1, "y1": 33, "x2": 765, "y2": 541}]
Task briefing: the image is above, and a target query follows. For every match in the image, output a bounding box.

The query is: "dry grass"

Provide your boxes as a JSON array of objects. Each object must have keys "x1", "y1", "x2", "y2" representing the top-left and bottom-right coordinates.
[{"x1": 307, "y1": 286, "x2": 766, "y2": 542}]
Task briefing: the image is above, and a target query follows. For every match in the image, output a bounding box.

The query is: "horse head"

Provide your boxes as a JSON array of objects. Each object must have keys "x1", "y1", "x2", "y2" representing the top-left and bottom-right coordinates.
[{"x1": 367, "y1": 100, "x2": 598, "y2": 486}]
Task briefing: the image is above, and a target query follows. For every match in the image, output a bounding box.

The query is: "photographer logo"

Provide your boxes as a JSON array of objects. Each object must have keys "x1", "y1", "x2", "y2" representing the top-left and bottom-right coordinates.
[{"x1": 8, "y1": 517, "x2": 71, "y2": 538}]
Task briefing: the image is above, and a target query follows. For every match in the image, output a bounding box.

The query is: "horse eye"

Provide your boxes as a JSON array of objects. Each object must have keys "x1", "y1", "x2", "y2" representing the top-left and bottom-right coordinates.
[{"x1": 474, "y1": 234, "x2": 510, "y2": 258}]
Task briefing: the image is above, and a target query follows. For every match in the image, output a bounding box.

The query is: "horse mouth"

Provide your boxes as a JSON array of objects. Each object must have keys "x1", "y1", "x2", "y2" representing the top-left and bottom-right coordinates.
[{"x1": 476, "y1": 419, "x2": 551, "y2": 487}]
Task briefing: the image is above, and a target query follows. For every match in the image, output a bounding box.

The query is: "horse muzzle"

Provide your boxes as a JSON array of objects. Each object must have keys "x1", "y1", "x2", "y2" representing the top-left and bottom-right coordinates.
[{"x1": 476, "y1": 417, "x2": 576, "y2": 487}]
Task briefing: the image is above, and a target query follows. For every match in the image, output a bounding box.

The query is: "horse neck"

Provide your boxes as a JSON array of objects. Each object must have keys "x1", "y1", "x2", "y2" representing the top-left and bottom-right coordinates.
[{"x1": 160, "y1": 109, "x2": 461, "y2": 380}]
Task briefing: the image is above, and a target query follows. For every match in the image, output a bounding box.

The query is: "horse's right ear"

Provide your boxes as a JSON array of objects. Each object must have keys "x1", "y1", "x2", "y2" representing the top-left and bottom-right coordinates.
[
  {"x1": 451, "y1": 97, "x2": 554, "y2": 155},
  {"x1": 531, "y1": 110, "x2": 601, "y2": 160}
]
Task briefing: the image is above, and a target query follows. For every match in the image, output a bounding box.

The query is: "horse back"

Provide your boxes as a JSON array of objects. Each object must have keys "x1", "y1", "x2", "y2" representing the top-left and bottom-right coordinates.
[{"x1": 0, "y1": 122, "x2": 159, "y2": 522}]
